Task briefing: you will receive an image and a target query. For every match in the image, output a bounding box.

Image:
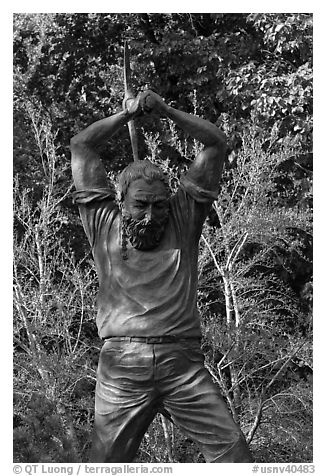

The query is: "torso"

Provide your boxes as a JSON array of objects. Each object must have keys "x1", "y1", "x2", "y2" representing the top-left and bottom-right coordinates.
[{"x1": 93, "y1": 194, "x2": 202, "y2": 338}]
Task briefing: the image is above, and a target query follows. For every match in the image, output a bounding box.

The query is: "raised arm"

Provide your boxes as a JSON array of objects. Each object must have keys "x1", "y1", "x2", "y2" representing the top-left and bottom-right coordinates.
[
  {"x1": 142, "y1": 90, "x2": 227, "y2": 190},
  {"x1": 70, "y1": 95, "x2": 144, "y2": 190}
]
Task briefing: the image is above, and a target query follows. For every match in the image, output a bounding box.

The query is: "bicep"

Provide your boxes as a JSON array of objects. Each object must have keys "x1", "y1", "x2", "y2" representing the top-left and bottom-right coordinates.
[
  {"x1": 186, "y1": 144, "x2": 226, "y2": 191},
  {"x1": 71, "y1": 141, "x2": 109, "y2": 191}
]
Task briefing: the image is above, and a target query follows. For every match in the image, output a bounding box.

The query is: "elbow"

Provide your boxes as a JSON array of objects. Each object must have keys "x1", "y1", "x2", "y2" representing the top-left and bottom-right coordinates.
[
  {"x1": 207, "y1": 128, "x2": 227, "y2": 151},
  {"x1": 70, "y1": 134, "x2": 83, "y2": 151},
  {"x1": 70, "y1": 135, "x2": 79, "y2": 154},
  {"x1": 70, "y1": 133, "x2": 90, "y2": 155},
  {"x1": 211, "y1": 132, "x2": 227, "y2": 156},
  {"x1": 70, "y1": 135, "x2": 89, "y2": 168}
]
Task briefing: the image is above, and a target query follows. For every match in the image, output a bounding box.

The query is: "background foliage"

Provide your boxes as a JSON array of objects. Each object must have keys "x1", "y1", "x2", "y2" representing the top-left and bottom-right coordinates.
[{"x1": 13, "y1": 13, "x2": 313, "y2": 463}]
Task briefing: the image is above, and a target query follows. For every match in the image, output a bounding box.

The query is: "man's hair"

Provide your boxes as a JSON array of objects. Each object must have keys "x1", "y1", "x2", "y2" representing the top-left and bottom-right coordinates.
[{"x1": 117, "y1": 160, "x2": 171, "y2": 201}]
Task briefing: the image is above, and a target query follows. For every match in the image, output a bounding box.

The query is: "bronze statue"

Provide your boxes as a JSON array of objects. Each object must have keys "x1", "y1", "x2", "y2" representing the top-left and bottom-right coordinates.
[{"x1": 70, "y1": 88, "x2": 253, "y2": 463}]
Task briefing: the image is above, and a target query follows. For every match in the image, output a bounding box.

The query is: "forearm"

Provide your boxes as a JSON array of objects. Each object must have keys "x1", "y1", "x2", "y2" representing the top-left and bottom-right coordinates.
[
  {"x1": 70, "y1": 109, "x2": 134, "y2": 190},
  {"x1": 71, "y1": 109, "x2": 131, "y2": 148},
  {"x1": 70, "y1": 93, "x2": 146, "y2": 190},
  {"x1": 163, "y1": 106, "x2": 226, "y2": 148}
]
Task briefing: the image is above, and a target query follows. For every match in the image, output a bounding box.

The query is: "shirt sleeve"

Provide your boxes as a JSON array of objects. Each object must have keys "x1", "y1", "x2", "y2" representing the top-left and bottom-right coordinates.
[
  {"x1": 179, "y1": 173, "x2": 220, "y2": 203},
  {"x1": 171, "y1": 172, "x2": 219, "y2": 242},
  {"x1": 72, "y1": 186, "x2": 117, "y2": 250}
]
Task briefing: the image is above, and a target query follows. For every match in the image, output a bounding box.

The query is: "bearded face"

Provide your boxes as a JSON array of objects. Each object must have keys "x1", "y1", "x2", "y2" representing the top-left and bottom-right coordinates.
[
  {"x1": 122, "y1": 209, "x2": 169, "y2": 250},
  {"x1": 120, "y1": 178, "x2": 170, "y2": 252}
]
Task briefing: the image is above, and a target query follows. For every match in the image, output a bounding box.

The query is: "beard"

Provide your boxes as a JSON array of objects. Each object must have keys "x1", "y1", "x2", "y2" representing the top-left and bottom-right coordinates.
[{"x1": 122, "y1": 212, "x2": 169, "y2": 251}]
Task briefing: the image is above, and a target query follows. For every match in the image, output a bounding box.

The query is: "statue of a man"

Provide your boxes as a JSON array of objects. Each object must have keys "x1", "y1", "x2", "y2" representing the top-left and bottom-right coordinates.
[{"x1": 70, "y1": 90, "x2": 253, "y2": 463}]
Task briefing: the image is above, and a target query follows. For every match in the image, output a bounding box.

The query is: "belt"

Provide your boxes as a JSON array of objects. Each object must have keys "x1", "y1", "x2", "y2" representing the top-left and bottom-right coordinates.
[{"x1": 103, "y1": 336, "x2": 201, "y2": 344}]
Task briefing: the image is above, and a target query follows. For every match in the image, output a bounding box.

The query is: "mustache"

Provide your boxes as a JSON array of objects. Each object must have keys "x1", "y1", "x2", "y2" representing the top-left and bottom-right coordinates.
[{"x1": 130, "y1": 216, "x2": 163, "y2": 233}]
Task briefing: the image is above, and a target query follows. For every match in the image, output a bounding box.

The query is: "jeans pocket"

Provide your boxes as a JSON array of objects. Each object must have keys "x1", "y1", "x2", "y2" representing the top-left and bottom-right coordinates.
[
  {"x1": 97, "y1": 342, "x2": 125, "y2": 379},
  {"x1": 179, "y1": 341, "x2": 204, "y2": 365}
]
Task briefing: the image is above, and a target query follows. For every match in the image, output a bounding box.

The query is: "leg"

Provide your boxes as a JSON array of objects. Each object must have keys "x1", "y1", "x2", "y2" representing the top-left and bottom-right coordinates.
[
  {"x1": 155, "y1": 342, "x2": 253, "y2": 463},
  {"x1": 90, "y1": 340, "x2": 158, "y2": 463}
]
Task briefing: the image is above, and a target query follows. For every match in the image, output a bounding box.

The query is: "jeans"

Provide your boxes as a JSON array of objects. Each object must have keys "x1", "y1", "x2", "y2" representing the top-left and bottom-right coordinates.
[{"x1": 90, "y1": 338, "x2": 253, "y2": 463}]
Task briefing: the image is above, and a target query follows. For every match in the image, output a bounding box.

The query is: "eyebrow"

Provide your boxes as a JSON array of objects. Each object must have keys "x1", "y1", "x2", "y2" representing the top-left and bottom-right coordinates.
[{"x1": 133, "y1": 194, "x2": 168, "y2": 203}]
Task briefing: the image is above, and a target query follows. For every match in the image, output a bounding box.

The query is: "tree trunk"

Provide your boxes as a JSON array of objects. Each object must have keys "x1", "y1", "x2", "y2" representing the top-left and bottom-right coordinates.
[
  {"x1": 160, "y1": 414, "x2": 174, "y2": 462},
  {"x1": 223, "y1": 273, "x2": 241, "y2": 422},
  {"x1": 229, "y1": 279, "x2": 242, "y2": 418}
]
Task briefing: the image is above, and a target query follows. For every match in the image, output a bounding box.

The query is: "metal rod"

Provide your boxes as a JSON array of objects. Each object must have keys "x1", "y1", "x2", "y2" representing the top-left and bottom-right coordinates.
[{"x1": 124, "y1": 40, "x2": 139, "y2": 161}]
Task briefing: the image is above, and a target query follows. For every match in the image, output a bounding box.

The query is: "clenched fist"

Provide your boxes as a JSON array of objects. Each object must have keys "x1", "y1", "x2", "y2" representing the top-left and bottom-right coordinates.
[
  {"x1": 139, "y1": 90, "x2": 168, "y2": 116},
  {"x1": 122, "y1": 92, "x2": 144, "y2": 119},
  {"x1": 123, "y1": 90, "x2": 168, "y2": 118}
]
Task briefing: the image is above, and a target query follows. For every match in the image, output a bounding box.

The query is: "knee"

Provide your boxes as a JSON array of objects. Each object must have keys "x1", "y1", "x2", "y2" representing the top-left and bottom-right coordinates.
[{"x1": 212, "y1": 432, "x2": 253, "y2": 463}]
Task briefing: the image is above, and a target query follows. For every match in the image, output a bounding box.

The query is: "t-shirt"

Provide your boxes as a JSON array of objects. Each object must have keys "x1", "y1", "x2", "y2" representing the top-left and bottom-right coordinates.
[{"x1": 73, "y1": 174, "x2": 219, "y2": 339}]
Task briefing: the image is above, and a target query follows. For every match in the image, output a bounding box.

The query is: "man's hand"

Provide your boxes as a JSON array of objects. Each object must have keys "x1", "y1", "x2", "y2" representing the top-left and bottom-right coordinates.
[
  {"x1": 123, "y1": 90, "x2": 167, "y2": 118},
  {"x1": 139, "y1": 90, "x2": 168, "y2": 116},
  {"x1": 123, "y1": 92, "x2": 144, "y2": 119}
]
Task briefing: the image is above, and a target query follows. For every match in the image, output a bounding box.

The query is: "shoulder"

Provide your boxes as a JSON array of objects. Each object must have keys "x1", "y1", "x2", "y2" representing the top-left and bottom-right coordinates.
[
  {"x1": 169, "y1": 180, "x2": 213, "y2": 240},
  {"x1": 72, "y1": 187, "x2": 118, "y2": 248},
  {"x1": 186, "y1": 143, "x2": 226, "y2": 193},
  {"x1": 72, "y1": 186, "x2": 116, "y2": 206},
  {"x1": 179, "y1": 173, "x2": 220, "y2": 203}
]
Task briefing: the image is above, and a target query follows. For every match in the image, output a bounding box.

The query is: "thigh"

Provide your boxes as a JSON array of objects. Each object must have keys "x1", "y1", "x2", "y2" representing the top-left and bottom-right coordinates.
[
  {"x1": 159, "y1": 342, "x2": 252, "y2": 462},
  {"x1": 90, "y1": 341, "x2": 157, "y2": 463}
]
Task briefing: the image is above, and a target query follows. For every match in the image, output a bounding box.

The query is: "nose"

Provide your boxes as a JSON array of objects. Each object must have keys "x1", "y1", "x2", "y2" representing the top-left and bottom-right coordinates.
[{"x1": 144, "y1": 204, "x2": 153, "y2": 222}]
